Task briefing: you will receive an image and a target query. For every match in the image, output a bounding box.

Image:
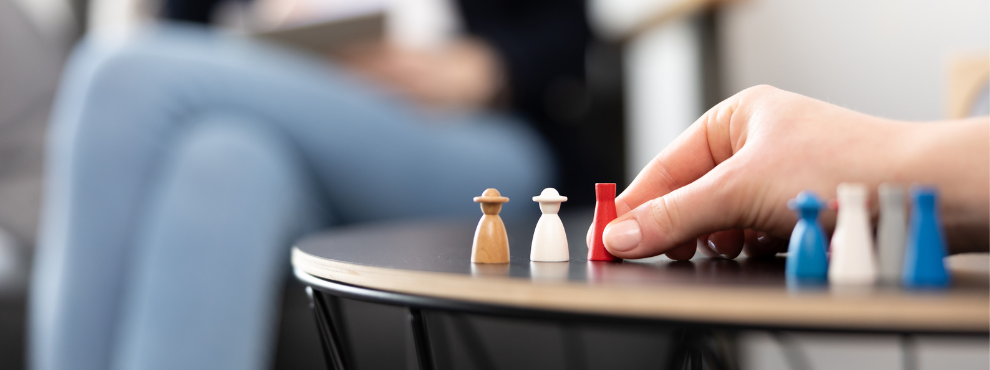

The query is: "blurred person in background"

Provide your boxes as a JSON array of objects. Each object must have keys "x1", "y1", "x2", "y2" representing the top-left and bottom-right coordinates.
[{"x1": 29, "y1": 0, "x2": 595, "y2": 369}]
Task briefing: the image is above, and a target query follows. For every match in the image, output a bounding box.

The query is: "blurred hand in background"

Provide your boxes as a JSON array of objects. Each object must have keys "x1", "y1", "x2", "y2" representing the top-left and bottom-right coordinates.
[{"x1": 340, "y1": 39, "x2": 504, "y2": 110}]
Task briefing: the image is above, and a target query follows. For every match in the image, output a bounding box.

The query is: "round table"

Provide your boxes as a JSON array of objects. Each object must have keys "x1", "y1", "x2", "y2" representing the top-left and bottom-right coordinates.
[{"x1": 292, "y1": 212, "x2": 989, "y2": 370}]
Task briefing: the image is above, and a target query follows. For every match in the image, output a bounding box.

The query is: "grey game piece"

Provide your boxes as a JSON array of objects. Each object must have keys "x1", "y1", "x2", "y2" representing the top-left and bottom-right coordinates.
[{"x1": 877, "y1": 183, "x2": 907, "y2": 283}]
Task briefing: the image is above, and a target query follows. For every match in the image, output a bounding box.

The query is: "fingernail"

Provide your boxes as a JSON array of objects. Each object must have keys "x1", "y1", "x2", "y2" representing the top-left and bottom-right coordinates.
[
  {"x1": 697, "y1": 238, "x2": 718, "y2": 257},
  {"x1": 756, "y1": 231, "x2": 771, "y2": 245},
  {"x1": 708, "y1": 239, "x2": 730, "y2": 259},
  {"x1": 604, "y1": 220, "x2": 641, "y2": 252}
]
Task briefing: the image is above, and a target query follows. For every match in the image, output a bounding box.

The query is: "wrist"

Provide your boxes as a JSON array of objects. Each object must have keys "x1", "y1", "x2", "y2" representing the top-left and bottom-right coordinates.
[{"x1": 897, "y1": 118, "x2": 990, "y2": 253}]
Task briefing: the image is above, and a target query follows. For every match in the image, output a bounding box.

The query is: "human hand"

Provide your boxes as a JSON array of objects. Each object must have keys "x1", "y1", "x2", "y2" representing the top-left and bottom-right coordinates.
[
  {"x1": 596, "y1": 85, "x2": 989, "y2": 260},
  {"x1": 340, "y1": 39, "x2": 503, "y2": 110}
]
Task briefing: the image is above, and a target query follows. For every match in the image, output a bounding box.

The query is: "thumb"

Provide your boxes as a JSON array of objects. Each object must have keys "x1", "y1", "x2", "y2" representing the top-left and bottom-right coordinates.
[
  {"x1": 600, "y1": 85, "x2": 776, "y2": 258},
  {"x1": 602, "y1": 162, "x2": 747, "y2": 259}
]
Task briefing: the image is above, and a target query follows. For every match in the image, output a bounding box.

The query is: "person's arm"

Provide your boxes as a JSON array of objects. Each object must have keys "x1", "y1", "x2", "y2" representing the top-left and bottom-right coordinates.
[{"x1": 598, "y1": 85, "x2": 989, "y2": 260}]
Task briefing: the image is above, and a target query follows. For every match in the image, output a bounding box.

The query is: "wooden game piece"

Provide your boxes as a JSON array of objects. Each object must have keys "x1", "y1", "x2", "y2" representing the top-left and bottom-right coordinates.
[
  {"x1": 828, "y1": 183, "x2": 879, "y2": 285},
  {"x1": 471, "y1": 188, "x2": 510, "y2": 264},
  {"x1": 902, "y1": 186, "x2": 951, "y2": 288},
  {"x1": 785, "y1": 191, "x2": 828, "y2": 282},
  {"x1": 588, "y1": 183, "x2": 620, "y2": 261},
  {"x1": 530, "y1": 188, "x2": 569, "y2": 262},
  {"x1": 876, "y1": 184, "x2": 908, "y2": 283}
]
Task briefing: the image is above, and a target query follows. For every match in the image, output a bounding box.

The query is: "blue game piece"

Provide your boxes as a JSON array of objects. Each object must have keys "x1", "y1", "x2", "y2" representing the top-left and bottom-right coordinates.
[
  {"x1": 902, "y1": 187, "x2": 951, "y2": 288},
  {"x1": 786, "y1": 191, "x2": 829, "y2": 283}
]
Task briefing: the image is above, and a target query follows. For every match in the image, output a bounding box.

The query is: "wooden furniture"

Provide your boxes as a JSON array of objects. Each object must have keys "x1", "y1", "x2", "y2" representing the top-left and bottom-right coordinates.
[
  {"x1": 292, "y1": 212, "x2": 989, "y2": 370},
  {"x1": 611, "y1": 0, "x2": 740, "y2": 41},
  {"x1": 947, "y1": 54, "x2": 990, "y2": 119}
]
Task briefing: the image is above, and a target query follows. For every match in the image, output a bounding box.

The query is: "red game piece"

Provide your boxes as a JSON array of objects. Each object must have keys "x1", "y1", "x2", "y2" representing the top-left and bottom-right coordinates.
[{"x1": 588, "y1": 183, "x2": 621, "y2": 261}]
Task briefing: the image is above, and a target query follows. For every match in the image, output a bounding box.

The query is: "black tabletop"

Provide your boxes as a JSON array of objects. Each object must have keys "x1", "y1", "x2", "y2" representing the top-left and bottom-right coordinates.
[
  {"x1": 297, "y1": 211, "x2": 778, "y2": 283},
  {"x1": 295, "y1": 210, "x2": 987, "y2": 290}
]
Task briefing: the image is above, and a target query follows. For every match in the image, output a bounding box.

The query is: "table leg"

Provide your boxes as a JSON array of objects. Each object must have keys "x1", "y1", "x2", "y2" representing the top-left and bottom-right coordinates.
[
  {"x1": 772, "y1": 331, "x2": 811, "y2": 370},
  {"x1": 561, "y1": 323, "x2": 588, "y2": 370},
  {"x1": 901, "y1": 335, "x2": 917, "y2": 370},
  {"x1": 667, "y1": 329, "x2": 737, "y2": 370},
  {"x1": 451, "y1": 314, "x2": 497, "y2": 370},
  {"x1": 409, "y1": 308, "x2": 436, "y2": 370},
  {"x1": 306, "y1": 287, "x2": 350, "y2": 370}
]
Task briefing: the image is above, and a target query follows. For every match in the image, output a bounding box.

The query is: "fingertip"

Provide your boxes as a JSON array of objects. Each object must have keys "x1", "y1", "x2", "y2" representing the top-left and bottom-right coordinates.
[
  {"x1": 585, "y1": 222, "x2": 594, "y2": 248},
  {"x1": 665, "y1": 242, "x2": 697, "y2": 261},
  {"x1": 614, "y1": 197, "x2": 633, "y2": 216},
  {"x1": 696, "y1": 234, "x2": 719, "y2": 257},
  {"x1": 603, "y1": 219, "x2": 643, "y2": 254},
  {"x1": 742, "y1": 229, "x2": 786, "y2": 258},
  {"x1": 708, "y1": 229, "x2": 745, "y2": 259}
]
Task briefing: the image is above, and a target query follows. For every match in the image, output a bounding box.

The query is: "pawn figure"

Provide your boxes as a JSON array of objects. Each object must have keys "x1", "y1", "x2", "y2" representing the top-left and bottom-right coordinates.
[
  {"x1": 588, "y1": 183, "x2": 620, "y2": 261},
  {"x1": 902, "y1": 186, "x2": 950, "y2": 288},
  {"x1": 472, "y1": 188, "x2": 510, "y2": 264},
  {"x1": 828, "y1": 183, "x2": 879, "y2": 285},
  {"x1": 786, "y1": 191, "x2": 828, "y2": 282},
  {"x1": 531, "y1": 188, "x2": 569, "y2": 262},
  {"x1": 876, "y1": 184, "x2": 908, "y2": 283}
]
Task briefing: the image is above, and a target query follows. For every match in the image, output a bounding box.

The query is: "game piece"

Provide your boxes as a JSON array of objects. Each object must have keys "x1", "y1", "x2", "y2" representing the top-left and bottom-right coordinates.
[
  {"x1": 530, "y1": 188, "x2": 569, "y2": 262},
  {"x1": 588, "y1": 183, "x2": 620, "y2": 261},
  {"x1": 828, "y1": 183, "x2": 878, "y2": 285},
  {"x1": 785, "y1": 191, "x2": 828, "y2": 282},
  {"x1": 876, "y1": 184, "x2": 907, "y2": 283},
  {"x1": 902, "y1": 186, "x2": 951, "y2": 288},
  {"x1": 471, "y1": 188, "x2": 510, "y2": 264}
]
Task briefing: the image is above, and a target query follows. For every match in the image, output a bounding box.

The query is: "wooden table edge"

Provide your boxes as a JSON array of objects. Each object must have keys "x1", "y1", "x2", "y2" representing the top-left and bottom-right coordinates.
[{"x1": 292, "y1": 248, "x2": 989, "y2": 334}]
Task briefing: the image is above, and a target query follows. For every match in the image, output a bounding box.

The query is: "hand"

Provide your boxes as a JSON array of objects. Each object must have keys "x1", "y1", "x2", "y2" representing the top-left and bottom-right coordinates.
[
  {"x1": 340, "y1": 39, "x2": 503, "y2": 110},
  {"x1": 596, "y1": 85, "x2": 989, "y2": 260}
]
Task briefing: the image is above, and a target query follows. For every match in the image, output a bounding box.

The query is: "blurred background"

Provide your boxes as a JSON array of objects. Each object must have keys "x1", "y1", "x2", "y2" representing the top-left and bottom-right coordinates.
[{"x1": 0, "y1": 0, "x2": 988, "y2": 369}]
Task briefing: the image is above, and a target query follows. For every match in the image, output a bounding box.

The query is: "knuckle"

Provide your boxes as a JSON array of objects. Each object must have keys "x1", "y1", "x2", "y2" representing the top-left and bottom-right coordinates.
[
  {"x1": 741, "y1": 84, "x2": 778, "y2": 97},
  {"x1": 650, "y1": 196, "x2": 680, "y2": 235},
  {"x1": 649, "y1": 162, "x2": 680, "y2": 194},
  {"x1": 711, "y1": 167, "x2": 756, "y2": 227},
  {"x1": 705, "y1": 101, "x2": 742, "y2": 162},
  {"x1": 691, "y1": 167, "x2": 743, "y2": 227},
  {"x1": 710, "y1": 101, "x2": 736, "y2": 133}
]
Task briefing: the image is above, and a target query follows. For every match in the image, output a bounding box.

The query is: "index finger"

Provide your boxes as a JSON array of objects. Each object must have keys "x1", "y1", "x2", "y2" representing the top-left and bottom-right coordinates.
[{"x1": 615, "y1": 88, "x2": 759, "y2": 214}]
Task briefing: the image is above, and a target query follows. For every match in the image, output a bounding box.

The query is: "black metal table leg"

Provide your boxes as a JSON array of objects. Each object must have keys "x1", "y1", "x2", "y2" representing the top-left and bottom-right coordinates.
[
  {"x1": 307, "y1": 286, "x2": 350, "y2": 370},
  {"x1": 772, "y1": 331, "x2": 811, "y2": 370},
  {"x1": 561, "y1": 324, "x2": 588, "y2": 370},
  {"x1": 901, "y1": 335, "x2": 917, "y2": 370},
  {"x1": 409, "y1": 307, "x2": 436, "y2": 370},
  {"x1": 667, "y1": 329, "x2": 737, "y2": 370}
]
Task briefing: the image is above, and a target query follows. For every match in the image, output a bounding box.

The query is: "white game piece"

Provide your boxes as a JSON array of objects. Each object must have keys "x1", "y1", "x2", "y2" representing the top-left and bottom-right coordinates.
[
  {"x1": 530, "y1": 188, "x2": 569, "y2": 262},
  {"x1": 876, "y1": 184, "x2": 907, "y2": 283},
  {"x1": 828, "y1": 183, "x2": 879, "y2": 285}
]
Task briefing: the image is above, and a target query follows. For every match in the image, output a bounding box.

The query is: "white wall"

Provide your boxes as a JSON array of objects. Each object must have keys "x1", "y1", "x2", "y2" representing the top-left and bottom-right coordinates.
[
  {"x1": 719, "y1": 0, "x2": 990, "y2": 121},
  {"x1": 624, "y1": 20, "x2": 704, "y2": 181},
  {"x1": 588, "y1": 0, "x2": 707, "y2": 181}
]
